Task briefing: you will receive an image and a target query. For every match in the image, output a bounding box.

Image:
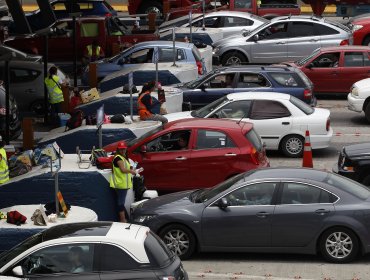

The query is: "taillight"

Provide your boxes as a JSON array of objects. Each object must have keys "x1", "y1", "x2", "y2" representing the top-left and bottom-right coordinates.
[
  {"x1": 340, "y1": 39, "x2": 349, "y2": 45},
  {"x1": 0, "y1": 107, "x2": 6, "y2": 116},
  {"x1": 161, "y1": 277, "x2": 175, "y2": 280},
  {"x1": 326, "y1": 118, "x2": 330, "y2": 132},
  {"x1": 250, "y1": 147, "x2": 259, "y2": 165},
  {"x1": 105, "y1": 13, "x2": 112, "y2": 17},
  {"x1": 303, "y1": 88, "x2": 312, "y2": 99},
  {"x1": 196, "y1": 61, "x2": 203, "y2": 75}
]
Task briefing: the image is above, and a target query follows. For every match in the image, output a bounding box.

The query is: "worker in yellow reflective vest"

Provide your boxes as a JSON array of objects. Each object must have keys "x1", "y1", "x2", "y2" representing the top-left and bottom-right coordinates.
[
  {"x1": 45, "y1": 66, "x2": 66, "y2": 125},
  {"x1": 83, "y1": 40, "x2": 105, "y2": 66},
  {"x1": 109, "y1": 141, "x2": 136, "y2": 223},
  {"x1": 0, "y1": 136, "x2": 9, "y2": 184}
]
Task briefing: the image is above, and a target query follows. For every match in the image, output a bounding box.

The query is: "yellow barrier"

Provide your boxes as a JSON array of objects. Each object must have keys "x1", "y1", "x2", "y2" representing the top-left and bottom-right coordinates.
[{"x1": 21, "y1": 4, "x2": 128, "y2": 12}]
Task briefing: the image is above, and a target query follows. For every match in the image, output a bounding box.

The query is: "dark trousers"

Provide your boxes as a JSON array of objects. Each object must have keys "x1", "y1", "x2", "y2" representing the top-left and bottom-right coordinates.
[{"x1": 50, "y1": 102, "x2": 63, "y2": 125}]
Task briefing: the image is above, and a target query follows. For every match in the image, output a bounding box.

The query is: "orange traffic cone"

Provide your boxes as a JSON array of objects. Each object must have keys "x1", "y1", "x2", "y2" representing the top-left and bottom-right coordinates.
[{"x1": 302, "y1": 130, "x2": 313, "y2": 168}]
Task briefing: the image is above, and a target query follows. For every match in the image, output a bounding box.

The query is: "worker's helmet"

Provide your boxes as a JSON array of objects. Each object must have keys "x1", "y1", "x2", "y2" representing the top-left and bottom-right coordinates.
[{"x1": 117, "y1": 141, "x2": 127, "y2": 149}]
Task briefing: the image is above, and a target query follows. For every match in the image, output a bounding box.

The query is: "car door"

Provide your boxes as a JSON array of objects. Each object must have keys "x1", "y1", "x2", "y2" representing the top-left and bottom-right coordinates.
[
  {"x1": 250, "y1": 22, "x2": 289, "y2": 63},
  {"x1": 136, "y1": 129, "x2": 192, "y2": 191},
  {"x1": 98, "y1": 244, "x2": 157, "y2": 280},
  {"x1": 11, "y1": 243, "x2": 99, "y2": 280},
  {"x1": 48, "y1": 20, "x2": 74, "y2": 60},
  {"x1": 286, "y1": 21, "x2": 321, "y2": 61},
  {"x1": 245, "y1": 100, "x2": 292, "y2": 150},
  {"x1": 201, "y1": 182, "x2": 278, "y2": 248},
  {"x1": 340, "y1": 51, "x2": 370, "y2": 92},
  {"x1": 189, "y1": 128, "x2": 241, "y2": 188},
  {"x1": 271, "y1": 182, "x2": 336, "y2": 247}
]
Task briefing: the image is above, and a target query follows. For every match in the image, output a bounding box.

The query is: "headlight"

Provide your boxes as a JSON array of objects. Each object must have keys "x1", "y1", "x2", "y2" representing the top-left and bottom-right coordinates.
[
  {"x1": 352, "y1": 24, "x2": 363, "y2": 32},
  {"x1": 351, "y1": 86, "x2": 359, "y2": 97},
  {"x1": 213, "y1": 47, "x2": 220, "y2": 55},
  {"x1": 133, "y1": 215, "x2": 157, "y2": 223}
]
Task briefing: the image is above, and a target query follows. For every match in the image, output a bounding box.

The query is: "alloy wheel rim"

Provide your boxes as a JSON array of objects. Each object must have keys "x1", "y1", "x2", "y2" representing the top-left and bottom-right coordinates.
[
  {"x1": 146, "y1": 6, "x2": 161, "y2": 15},
  {"x1": 325, "y1": 232, "x2": 353, "y2": 259},
  {"x1": 226, "y1": 56, "x2": 242, "y2": 65},
  {"x1": 286, "y1": 137, "x2": 303, "y2": 155},
  {"x1": 163, "y1": 229, "x2": 190, "y2": 256}
]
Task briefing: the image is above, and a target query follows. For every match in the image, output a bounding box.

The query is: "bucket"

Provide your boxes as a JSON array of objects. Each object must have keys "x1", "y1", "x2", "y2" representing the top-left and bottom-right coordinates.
[{"x1": 58, "y1": 113, "x2": 71, "y2": 127}]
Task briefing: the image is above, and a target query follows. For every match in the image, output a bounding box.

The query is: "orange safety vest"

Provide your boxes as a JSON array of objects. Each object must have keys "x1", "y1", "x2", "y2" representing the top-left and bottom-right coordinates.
[{"x1": 137, "y1": 92, "x2": 153, "y2": 120}]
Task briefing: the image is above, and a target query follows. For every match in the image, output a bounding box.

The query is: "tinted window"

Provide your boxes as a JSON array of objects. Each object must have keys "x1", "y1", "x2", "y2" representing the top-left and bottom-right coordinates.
[
  {"x1": 99, "y1": 244, "x2": 141, "y2": 271},
  {"x1": 11, "y1": 69, "x2": 40, "y2": 83},
  {"x1": 144, "y1": 232, "x2": 173, "y2": 267},
  {"x1": 146, "y1": 130, "x2": 191, "y2": 152},
  {"x1": 245, "y1": 128, "x2": 263, "y2": 151},
  {"x1": 315, "y1": 23, "x2": 339, "y2": 35},
  {"x1": 128, "y1": 48, "x2": 152, "y2": 64},
  {"x1": 195, "y1": 130, "x2": 235, "y2": 149},
  {"x1": 238, "y1": 73, "x2": 269, "y2": 88},
  {"x1": 258, "y1": 22, "x2": 288, "y2": 40},
  {"x1": 210, "y1": 100, "x2": 252, "y2": 119},
  {"x1": 225, "y1": 182, "x2": 277, "y2": 206},
  {"x1": 224, "y1": 17, "x2": 252, "y2": 27},
  {"x1": 159, "y1": 48, "x2": 186, "y2": 62},
  {"x1": 344, "y1": 52, "x2": 369, "y2": 67},
  {"x1": 281, "y1": 183, "x2": 337, "y2": 204},
  {"x1": 312, "y1": 52, "x2": 340, "y2": 68},
  {"x1": 206, "y1": 73, "x2": 235, "y2": 88},
  {"x1": 269, "y1": 73, "x2": 299, "y2": 87},
  {"x1": 289, "y1": 96, "x2": 314, "y2": 115},
  {"x1": 250, "y1": 100, "x2": 291, "y2": 119},
  {"x1": 290, "y1": 22, "x2": 314, "y2": 37}
]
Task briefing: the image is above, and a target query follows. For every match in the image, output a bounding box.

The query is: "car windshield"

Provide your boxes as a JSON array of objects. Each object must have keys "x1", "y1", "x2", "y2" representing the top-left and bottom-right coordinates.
[
  {"x1": 191, "y1": 96, "x2": 229, "y2": 118},
  {"x1": 324, "y1": 173, "x2": 370, "y2": 200},
  {"x1": 247, "y1": 20, "x2": 271, "y2": 36},
  {"x1": 0, "y1": 231, "x2": 43, "y2": 268},
  {"x1": 182, "y1": 69, "x2": 217, "y2": 89},
  {"x1": 108, "y1": 45, "x2": 134, "y2": 63},
  {"x1": 295, "y1": 48, "x2": 320, "y2": 66},
  {"x1": 289, "y1": 96, "x2": 314, "y2": 115},
  {"x1": 126, "y1": 126, "x2": 164, "y2": 147},
  {"x1": 195, "y1": 173, "x2": 250, "y2": 203}
]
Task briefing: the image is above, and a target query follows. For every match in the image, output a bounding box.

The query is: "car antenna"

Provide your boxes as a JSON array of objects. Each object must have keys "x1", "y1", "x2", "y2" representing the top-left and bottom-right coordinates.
[
  {"x1": 236, "y1": 112, "x2": 248, "y2": 125},
  {"x1": 125, "y1": 223, "x2": 132, "y2": 230}
]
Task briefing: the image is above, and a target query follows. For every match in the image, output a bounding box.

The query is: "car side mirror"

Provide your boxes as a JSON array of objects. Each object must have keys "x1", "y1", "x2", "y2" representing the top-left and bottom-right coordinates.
[
  {"x1": 200, "y1": 83, "x2": 207, "y2": 91},
  {"x1": 12, "y1": 266, "x2": 23, "y2": 276},
  {"x1": 218, "y1": 197, "x2": 229, "y2": 210},
  {"x1": 252, "y1": 34, "x2": 259, "y2": 42},
  {"x1": 242, "y1": 29, "x2": 250, "y2": 37},
  {"x1": 307, "y1": 63, "x2": 314, "y2": 69},
  {"x1": 140, "y1": 145, "x2": 147, "y2": 153}
]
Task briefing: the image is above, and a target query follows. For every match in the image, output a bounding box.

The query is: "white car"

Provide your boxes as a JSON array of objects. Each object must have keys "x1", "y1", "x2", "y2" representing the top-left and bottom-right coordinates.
[
  {"x1": 348, "y1": 77, "x2": 370, "y2": 122},
  {"x1": 165, "y1": 92, "x2": 333, "y2": 157},
  {"x1": 0, "y1": 222, "x2": 187, "y2": 280}
]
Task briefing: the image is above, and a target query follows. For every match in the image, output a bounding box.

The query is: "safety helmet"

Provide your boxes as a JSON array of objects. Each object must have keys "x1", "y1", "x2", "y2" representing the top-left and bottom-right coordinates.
[{"x1": 117, "y1": 141, "x2": 127, "y2": 149}]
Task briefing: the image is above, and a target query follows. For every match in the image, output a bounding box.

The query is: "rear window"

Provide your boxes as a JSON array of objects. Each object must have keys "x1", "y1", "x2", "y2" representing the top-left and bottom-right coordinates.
[
  {"x1": 245, "y1": 128, "x2": 263, "y2": 151},
  {"x1": 324, "y1": 173, "x2": 370, "y2": 200},
  {"x1": 144, "y1": 231, "x2": 173, "y2": 267},
  {"x1": 289, "y1": 96, "x2": 314, "y2": 115},
  {"x1": 324, "y1": 19, "x2": 351, "y2": 33},
  {"x1": 269, "y1": 72, "x2": 300, "y2": 87}
]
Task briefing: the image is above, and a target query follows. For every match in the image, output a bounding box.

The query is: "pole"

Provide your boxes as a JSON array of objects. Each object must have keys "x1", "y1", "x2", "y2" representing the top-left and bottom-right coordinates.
[
  {"x1": 4, "y1": 60, "x2": 10, "y2": 144},
  {"x1": 43, "y1": 34, "x2": 49, "y2": 124},
  {"x1": 73, "y1": 16, "x2": 77, "y2": 87},
  {"x1": 98, "y1": 125, "x2": 102, "y2": 149},
  {"x1": 129, "y1": 72, "x2": 133, "y2": 121},
  {"x1": 202, "y1": 0, "x2": 205, "y2": 31},
  {"x1": 55, "y1": 172, "x2": 59, "y2": 216},
  {"x1": 172, "y1": 28, "x2": 177, "y2": 67},
  {"x1": 214, "y1": 0, "x2": 217, "y2": 10},
  {"x1": 189, "y1": 11, "x2": 192, "y2": 43}
]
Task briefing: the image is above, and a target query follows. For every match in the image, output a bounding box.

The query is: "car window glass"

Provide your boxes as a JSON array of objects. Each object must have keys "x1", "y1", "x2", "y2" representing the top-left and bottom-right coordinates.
[
  {"x1": 144, "y1": 232, "x2": 172, "y2": 267},
  {"x1": 210, "y1": 100, "x2": 252, "y2": 119},
  {"x1": 128, "y1": 48, "x2": 153, "y2": 64},
  {"x1": 207, "y1": 73, "x2": 235, "y2": 88},
  {"x1": 234, "y1": 0, "x2": 252, "y2": 8},
  {"x1": 79, "y1": 3, "x2": 94, "y2": 10},
  {"x1": 269, "y1": 73, "x2": 299, "y2": 87},
  {"x1": 159, "y1": 48, "x2": 186, "y2": 62},
  {"x1": 195, "y1": 129, "x2": 235, "y2": 149},
  {"x1": 315, "y1": 23, "x2": 339, "y2": 35},
  {"x1": 108, "y1": 17, "x2": 125, "y2": 36},
  {"x1": 51, "y1": 21, "x2": 72, "y2": 38},
  {"x1": 238, "y1": 73, "x2": 269, "y2": 88},
  {"x1": 145, "y1": 130, "x2": 191, "y2": 152},
  {"x1": 80, "y1": 22, "x2": 99, "y2": 37},
  {"x1": 225, "y1": 182, "x2": 277, "y2": 206},
  {"x1": 311, "y1": 52, "x2": 340, "y2": 68},
  {"x1": 344, "y1": 52, "x2": 367, "y2": 67},
  {"x1": 250, "y1": 100, "x2": 291, "y2": 119},
  {"x1": 224, "y1": 17, "x2": 252, "y2": 27},
  {"x1": 290, "y1": 22, "x2": 315, "y2": 37},
  {"x1": 289, "y1": 95, "x2": 314, "y2": 115},
  {"x1": 52, "y1": 3, "x2": 67, "y2": 10},
  {"x1": 10, "y1": 69, "x2": 41, "y2": 83},
  {"x1": 281, "y1": 183, "x2": 333, "y2": 204},
  {"x1": 245, "y1": 128, "x2": 263, "y2": 151},
  {"x1": 19, "y1": 244, "x2": 95, "y2": 275},
  {"x1": 99, "y1": 244, "x2": 142, "y2": 271},
  {"x1": 258, "y1": 22, "x2": 288, "y2": 40},
  {"x1": 366, "y1": 53, "x2": 370, "y2": 66}
]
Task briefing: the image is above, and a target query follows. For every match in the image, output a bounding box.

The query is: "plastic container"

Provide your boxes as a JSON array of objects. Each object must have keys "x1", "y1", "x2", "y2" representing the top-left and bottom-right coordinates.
[{"x1": 58, "y1": 113, "x2": 71, "y2": 127}]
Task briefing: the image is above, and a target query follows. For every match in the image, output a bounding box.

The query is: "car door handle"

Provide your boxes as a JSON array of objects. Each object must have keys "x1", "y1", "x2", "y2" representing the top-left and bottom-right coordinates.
[
  {"x1": 256, "y1": 212, "x2": 270, "y2": 218},
  {"x1": 276, "y1": 41, "x2": 286, "y2": 45},
  {"x1": 25, "y1": 89, "x2": 36, "y2": 93},
  {"x1": 309, "y1": 39, "x2": 319, "y2": 42},
  {"x1": 224, "y1": 153, "x2": 236, "y2": 156},
  {"x1": 282, "y1": 122, "x2": 290, "y2": 125},
  {"x1": 315, "y1": 209, "x2": 330, "y2": 215},
  {"x1": 175, "y1": 157, "x2": 187, "y2": 161}
]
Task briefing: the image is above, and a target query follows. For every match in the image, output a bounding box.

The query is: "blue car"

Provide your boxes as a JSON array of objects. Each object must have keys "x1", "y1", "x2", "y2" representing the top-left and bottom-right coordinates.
[{"x1": 177, "y1": 65, "x2": 316, "y2": 110}]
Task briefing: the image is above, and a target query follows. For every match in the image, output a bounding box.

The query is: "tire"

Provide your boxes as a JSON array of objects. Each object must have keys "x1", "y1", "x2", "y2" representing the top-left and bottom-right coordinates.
[
  {"x1": 280, "y1": 135, "x2": 304, "y2": 158},
  {"x1": 158, "y1": 224, "x2": 196, "y2": 260},
  {"x1": 362, "y1": 36, "x2": 370, "y2": 46},
  {"x1": 138, "y1": 1, "x2": 163, "y2": 16},
  {"x1": 30, "y1": 100, "x2": 46, "y2": 115},
  {"x1": 365, "y1": 102, "x2": 370, "y2": 123},
  {"x1": 319, "y1": 227, "x2": 359, "y2": 263},
  {"x1": 362, "y1": 174, "x2": 370, "y2": 186},
  {"x1": 221, "y1": 52, "x2": 247, "y2": 66}
]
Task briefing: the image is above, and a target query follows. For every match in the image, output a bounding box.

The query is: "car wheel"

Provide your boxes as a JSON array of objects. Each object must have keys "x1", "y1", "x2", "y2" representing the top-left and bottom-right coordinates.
[
  {"x1": 30, "y1": 100, "x2": 46, "y2": 115},
  {"x1": 365, "y1": 102, "x2": 370, "y2": 123},
  {"x1": 280, "y1": 135, "x2": 304, "y2": 157},
  {"x1": 319, "y1": 227, "x2": 359, "y2": 263},
  {"x1": 159, "y1": 224, "x2": 196, "y2": 260},
  {"x1": 139, "y1": 1, "x2": 163, "y2": 16},
  {"x1": 362, "y1": 36, "x2": 370, "y2": 46},
  {"x1": 221, "y1": 52, "x2": 247, "y2": 66},
  {"x1": 362, "y1": 174, "x2": 370, "y2": 186}
]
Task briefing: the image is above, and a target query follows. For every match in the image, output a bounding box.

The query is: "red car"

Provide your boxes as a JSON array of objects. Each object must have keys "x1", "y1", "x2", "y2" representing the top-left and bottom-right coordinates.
[
  {"x1": 350, "y1": 15, "x2": 370, "y2": 46},
  {"x1": 105, "y1": 118, "x2": 269, "y2": 192},
  {"x1": 282, "y1": 46, "x2": 370, "y2": 94}
]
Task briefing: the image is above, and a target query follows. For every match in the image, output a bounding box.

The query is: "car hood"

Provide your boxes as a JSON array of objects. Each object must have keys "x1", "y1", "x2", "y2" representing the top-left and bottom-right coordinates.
[
  {"x1": 165, "y1": 111, "x2": 193, "y2": 122},
  {"x1": 137, "y1": 190, "x2": 195, "y2": 213},
  {"x1": 344, "y1": 143, "x2": 370, "y2": 158},
  {"x1": 353, "y1": 77, "x2": 370, "y2": 91}
]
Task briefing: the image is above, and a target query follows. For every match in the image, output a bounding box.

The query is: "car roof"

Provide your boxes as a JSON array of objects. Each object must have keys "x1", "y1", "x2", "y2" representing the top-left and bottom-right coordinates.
[
  {"x1": 318, "y1": 45, "x2": 370, "y2": 52},
  {"x1": 205, "y1": 10, "x2": 254, "y2": 18},
  {"x1": 165, "y1": 118, "x2": 253, "y2": 130},
  {"x1": 132, "y1": 40, "x2": 194, "y2": 49},
  {"x1": 212, "y1": 65, "x2": 296, "y2": 73},
  {"x1": 227, "y1": 92, "x2": 290, "y2": 101},
  {"x1": 271, "y1": 15, "x2": 324, "y2": 22}
]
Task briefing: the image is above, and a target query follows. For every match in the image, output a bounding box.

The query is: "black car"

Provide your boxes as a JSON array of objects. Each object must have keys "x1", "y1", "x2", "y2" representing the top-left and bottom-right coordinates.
[
  {"x1": 0, "y1": 83, "x2": 21, "y2": 140},
  {"x1": 133, "y1": 167, "x2": 370, "y2": 263},
  {"x1": 333, "y1": 143, "x2": 370, "y2": 186},
  {"x1": 177, "y1": 65, "x2": 316, "y2": 110}
]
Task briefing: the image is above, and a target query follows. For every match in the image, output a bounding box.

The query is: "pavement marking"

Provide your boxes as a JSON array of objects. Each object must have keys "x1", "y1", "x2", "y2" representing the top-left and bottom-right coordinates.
[{"x1": 188, "y1": 272, "x2": 314, "y2": 280}]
